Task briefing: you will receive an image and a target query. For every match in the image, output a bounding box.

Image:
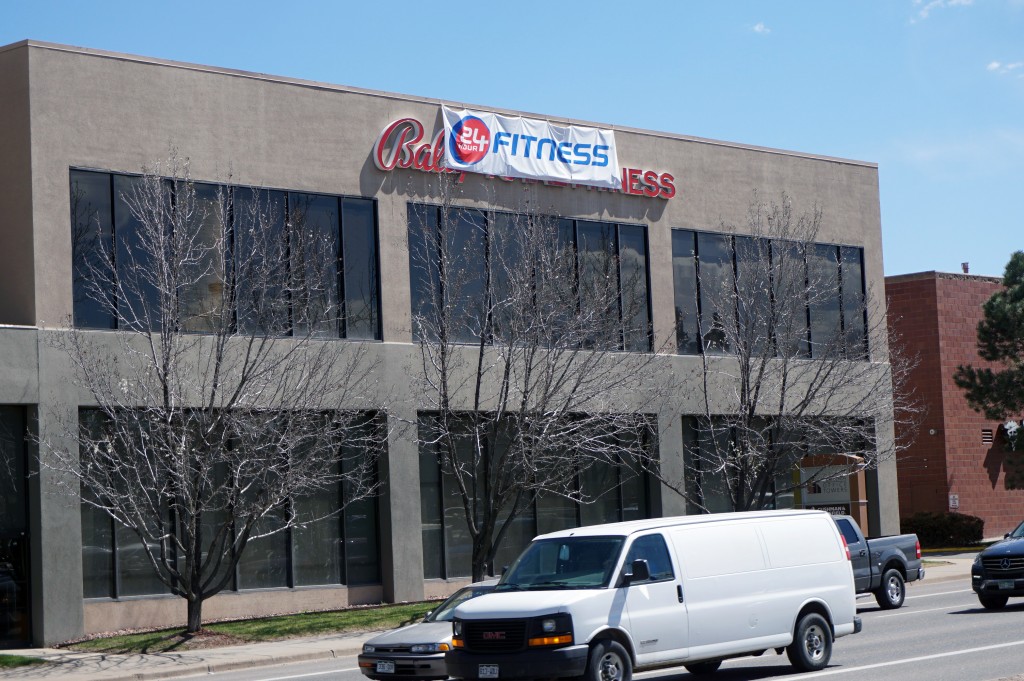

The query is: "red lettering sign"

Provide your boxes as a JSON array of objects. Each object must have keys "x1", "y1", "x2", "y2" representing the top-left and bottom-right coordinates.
[{"x1": 374, "y1": 117, "x2": 676, "y2": 199}]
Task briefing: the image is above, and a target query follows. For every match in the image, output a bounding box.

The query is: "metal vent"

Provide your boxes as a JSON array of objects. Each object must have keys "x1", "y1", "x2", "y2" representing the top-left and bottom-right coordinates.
[{"x1": 982, "y1": 429, "x2": 994, "y2": 444}]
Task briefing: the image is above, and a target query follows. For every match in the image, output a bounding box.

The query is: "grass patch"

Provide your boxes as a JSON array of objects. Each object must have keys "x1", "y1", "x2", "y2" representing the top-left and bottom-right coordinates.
[
  {"x1": 0, "y1": 654, "x2": 45, "y2": 668},
  {"x1": 67, "y1": 600, "x2": 443, "y2": 654}
]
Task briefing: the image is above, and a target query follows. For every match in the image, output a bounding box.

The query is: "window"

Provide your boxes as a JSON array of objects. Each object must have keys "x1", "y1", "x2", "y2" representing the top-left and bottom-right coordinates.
[
  {"x1": 70, "y1": 169, "x2": 381, "y2": 340},
  {"x1": 80, "y1": 411, "x2": 381, "y2": 598},
  {"x1": 418, "y1": 414, "x2": 653, "y2": 579},
  {"x1": 408, "y1": 204, "x2": 652, "y2": 352},
  {"x1": 670, "y1": 228, "x2": 866, "y2": 360},
  {"x1": 624, "y1": 534, "x2": 674, "y2": 583}
]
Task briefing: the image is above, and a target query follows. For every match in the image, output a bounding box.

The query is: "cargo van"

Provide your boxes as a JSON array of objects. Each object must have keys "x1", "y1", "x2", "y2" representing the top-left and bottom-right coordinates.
[{"x1": 446, "y1": 510, "x2": 860, "y2": 681}]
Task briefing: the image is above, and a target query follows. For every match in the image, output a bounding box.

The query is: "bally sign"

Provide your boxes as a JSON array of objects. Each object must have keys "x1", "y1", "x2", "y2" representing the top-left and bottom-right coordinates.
[
  {"x1": 442, "y1": 106, "x2": 620, "y2": 189},
  {"x1": 373, "y1": 112, "x2": 675, "y2": 200}
]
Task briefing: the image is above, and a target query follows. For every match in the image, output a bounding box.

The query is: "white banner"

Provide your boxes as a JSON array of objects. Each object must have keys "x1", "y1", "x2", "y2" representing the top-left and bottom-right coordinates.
[{"x1": 441, "y1": 106, "x2": 620, "y2": 189}]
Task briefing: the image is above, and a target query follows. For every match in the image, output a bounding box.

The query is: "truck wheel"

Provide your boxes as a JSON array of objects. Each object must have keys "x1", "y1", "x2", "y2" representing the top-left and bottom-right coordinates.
[
  {"x1": 874, "y1": 569, "x2": 905, "y2": 609},
  {"x1": 684, "y1": 660, "x2": 722, "y2": 675},
  {"x1": 979, "y1": 594, "x2": 1009, "y2": 609},
  {"x1": 585, "y1": 640, "x2": 632, "y2": 681},
  {"x1": 786, "y1": 612, "x2": 832, "y2": 672}
]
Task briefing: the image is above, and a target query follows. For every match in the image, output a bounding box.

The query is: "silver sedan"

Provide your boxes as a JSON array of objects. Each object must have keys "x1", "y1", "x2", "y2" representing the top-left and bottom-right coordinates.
[{"x1": 358, "y1": 581, "x2": 498, "y2": 680}]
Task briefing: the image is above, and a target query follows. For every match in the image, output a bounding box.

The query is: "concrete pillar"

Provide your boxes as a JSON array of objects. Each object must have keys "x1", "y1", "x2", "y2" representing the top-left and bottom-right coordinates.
[{"x1": 379, "y1": 405, "x2": 425, "y2": 603}]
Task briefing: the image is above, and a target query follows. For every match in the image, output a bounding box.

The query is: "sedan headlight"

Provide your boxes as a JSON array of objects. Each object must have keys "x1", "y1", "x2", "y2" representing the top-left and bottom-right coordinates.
[
  {"x1": 362, "y1": 644, "x2": 376, "y2": 653},
  {"x1": 410, "y1": 643, "x2": 450, "y2": 653}
]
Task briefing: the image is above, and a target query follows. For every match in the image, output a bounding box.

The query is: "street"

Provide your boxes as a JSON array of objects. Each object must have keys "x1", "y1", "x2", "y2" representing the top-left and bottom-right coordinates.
[{"x1": 179, "y1": 579, "x2": 1024, "y2": 681}]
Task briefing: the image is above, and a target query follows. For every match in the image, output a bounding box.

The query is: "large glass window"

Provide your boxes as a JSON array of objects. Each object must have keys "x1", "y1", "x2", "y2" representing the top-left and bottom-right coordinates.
[
  {"x1": 418, "y1": 415, "x2": 652, "y2": 579},
  {"x1": 70, "y1": 169, "x2": 381, "y2": 340},
  {"x1": 671, "y1": 228, "x2": 865, "y2": 361},
  {"x1": 0, "y1": 407, "x2": 31, "y2": 645},
  {"x1": 671, "y1": 230, "x2": 700, "y2": 355},
  {"x1": 408, "y1": 205, "x2": 652, "y2": 352},
  {"x1": 80, "y1": 411, "x2": 381, "y2": 598},
  {"x1": 696, "y1": 232, "x2": 734, "y2": 355}
]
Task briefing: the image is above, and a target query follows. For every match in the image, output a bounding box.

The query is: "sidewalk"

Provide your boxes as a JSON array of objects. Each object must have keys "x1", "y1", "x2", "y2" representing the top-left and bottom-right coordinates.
[{"x1": 0, "y1": 552, "x2": 979, "y2": 681}]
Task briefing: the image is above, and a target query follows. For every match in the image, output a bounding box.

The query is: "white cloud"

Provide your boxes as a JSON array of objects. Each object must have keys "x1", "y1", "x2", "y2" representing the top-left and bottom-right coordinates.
[
  {"x1": 912, "y1": 0, "x2": 974, "y2": 22},
  {"x1": 988, "y1": 60, "x2": 1024, "y2": 75},
  {"x1": 752, "y1": 22, "x2": 770, "y2": 34}
]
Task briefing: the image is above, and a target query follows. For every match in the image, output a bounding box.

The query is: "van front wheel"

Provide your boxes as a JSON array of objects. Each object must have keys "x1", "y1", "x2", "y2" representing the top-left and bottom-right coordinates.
[
  {"x1": 786, "y1": 613, "x2": 832, "y2": 672},
  {"x1": 585, "y1": 640, "x2": 632, "y2": 681}
]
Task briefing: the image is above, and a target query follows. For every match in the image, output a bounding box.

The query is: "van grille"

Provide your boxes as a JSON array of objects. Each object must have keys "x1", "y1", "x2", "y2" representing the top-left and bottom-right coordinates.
[
  {"x1": 463, "y1": 620, "x2": 527, "y2": 652},
  {"x1": 982, "y1": 557, "x2": 1024, "y2": 576}
]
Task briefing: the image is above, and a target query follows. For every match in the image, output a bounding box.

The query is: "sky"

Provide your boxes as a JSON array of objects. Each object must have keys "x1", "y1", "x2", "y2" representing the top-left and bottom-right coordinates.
[{"x1": 3, "y1": 0, "x2": 1022, "y2": 278}]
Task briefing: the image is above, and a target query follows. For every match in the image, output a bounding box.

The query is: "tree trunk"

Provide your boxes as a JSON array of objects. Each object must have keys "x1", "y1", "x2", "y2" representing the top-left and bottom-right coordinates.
[{"x1": 186, "y1": 597, "x2": 203, "y2": 633}]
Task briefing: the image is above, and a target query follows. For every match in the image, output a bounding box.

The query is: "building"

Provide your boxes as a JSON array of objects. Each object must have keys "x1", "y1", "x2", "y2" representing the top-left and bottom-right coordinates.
[
  {"x1": 887, "y1": 271, "x2": 1024, "y2": 537},
  {"x1": 0, "y1": 40, "x2": 897, "y2": 646}
]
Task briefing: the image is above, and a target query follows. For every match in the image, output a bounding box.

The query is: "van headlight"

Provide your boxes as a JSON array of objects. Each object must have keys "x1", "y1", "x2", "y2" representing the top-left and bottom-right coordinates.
[
  {"x1": 453, "y1": 620, "x2": 462, "y2": 636},
  {"x1": 528, "y1": 613, "x2": 574, "y2": 647}
]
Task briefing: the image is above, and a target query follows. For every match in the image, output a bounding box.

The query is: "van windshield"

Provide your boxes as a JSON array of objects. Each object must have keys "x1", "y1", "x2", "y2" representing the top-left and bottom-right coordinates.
[{"x1": 496, "y1": 537, "x2": 624, "y2": 591}]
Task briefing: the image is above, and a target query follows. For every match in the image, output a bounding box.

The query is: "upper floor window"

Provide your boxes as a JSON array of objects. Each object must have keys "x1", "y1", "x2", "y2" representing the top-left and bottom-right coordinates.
[
  {"x1": 70, "y1": 169, "x2": 381, "y2": 340},
  {"x1": 671, "y1": 228, "x2": 866, "y2": 360},
  {"x1": 408, "y1": 204, "x2": 652, "y2": 352}
]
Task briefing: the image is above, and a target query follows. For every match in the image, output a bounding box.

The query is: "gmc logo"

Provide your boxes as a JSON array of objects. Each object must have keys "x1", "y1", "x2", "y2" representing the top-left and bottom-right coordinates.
[{"x1": 482, "y1": 631, "x2": 507, "y2": 641}]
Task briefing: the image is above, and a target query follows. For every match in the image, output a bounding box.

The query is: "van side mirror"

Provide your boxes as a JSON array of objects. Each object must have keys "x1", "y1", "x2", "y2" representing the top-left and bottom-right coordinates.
[{"x1": 625, "y1": 559, "x2": 650, "y2": 584}]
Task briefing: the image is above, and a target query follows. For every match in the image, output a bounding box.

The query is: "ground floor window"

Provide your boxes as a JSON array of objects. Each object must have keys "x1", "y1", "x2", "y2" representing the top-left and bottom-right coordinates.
[
  {"x1": 0, "y1": 406, "x2": 30, "y2": 646},
  {"x1": 419, "y1": 418, "x2": 652, "y2": 579},
  {"x1": 80, "y1": 415, "x2": 381, "y2": 599}
]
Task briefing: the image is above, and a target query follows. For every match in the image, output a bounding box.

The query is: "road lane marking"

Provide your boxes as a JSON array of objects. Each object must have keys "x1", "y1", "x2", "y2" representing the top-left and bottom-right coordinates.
[
  {"x1": 239, "y1": 666, "x2": 358, "y2": 681},
  {"x1": 905, "y1": 589, "x2": 971, "y2": 599},
  {"x1": 807, "y1": 638, "x2": 1024, "y2": 676},
  {"x1": 876, "y1": 605, "x2": 957, "y2": 618}
]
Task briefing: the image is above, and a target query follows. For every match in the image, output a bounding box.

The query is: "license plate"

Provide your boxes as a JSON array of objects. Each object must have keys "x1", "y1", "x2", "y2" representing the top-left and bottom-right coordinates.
[
  {"x1": 479, "y1": 664, "x2": 499, "y2": 679},
  {"x1": 376, "y1": 661, "x2": 395, "y2": 674},
  {"x1": 997, "y1": 580, "x2": 1015, "y2": 590}
]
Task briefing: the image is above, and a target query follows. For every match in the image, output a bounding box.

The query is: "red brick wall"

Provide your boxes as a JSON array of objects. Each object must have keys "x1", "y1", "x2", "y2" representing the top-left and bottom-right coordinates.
[
  {"x1": 887, "y1": 275, "x2": 949, "y2": 519},
  {"x1": 887, "y1": 272, "x2": 1024, "y2": 538}
]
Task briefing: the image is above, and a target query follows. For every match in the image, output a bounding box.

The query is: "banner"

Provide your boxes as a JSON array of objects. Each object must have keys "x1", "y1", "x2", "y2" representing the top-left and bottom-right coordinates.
[{"x1": 441, "y1": 106, "x2": 620, "y2": 189}]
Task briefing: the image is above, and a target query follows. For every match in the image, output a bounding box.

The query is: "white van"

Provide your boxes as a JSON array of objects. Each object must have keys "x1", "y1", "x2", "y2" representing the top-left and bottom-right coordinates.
[{"x1": 446, "y1": 510, "x2": 860, "y2": 681}]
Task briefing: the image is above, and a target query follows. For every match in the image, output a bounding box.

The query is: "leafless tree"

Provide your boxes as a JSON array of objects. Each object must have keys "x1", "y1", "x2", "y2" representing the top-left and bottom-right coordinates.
[
  {"x1": 657, "y1": 193, "x2": 920, "y2": 513},
  {"x1": 409, "y1": 178, "x2": 672, "y2": 581},
  {"x1": 46, "y1": 155, "x2": 386, "y2": 633}
]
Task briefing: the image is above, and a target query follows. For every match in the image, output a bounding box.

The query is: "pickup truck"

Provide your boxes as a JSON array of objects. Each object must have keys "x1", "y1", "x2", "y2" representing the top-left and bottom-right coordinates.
[{"x1": 833, "y1": 515, "x2": 924, "y2": 609}]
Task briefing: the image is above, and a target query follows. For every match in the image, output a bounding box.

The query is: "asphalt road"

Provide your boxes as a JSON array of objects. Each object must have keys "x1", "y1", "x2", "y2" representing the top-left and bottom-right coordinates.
[{"x1": 180, "y1": 580, "x2": 1024, "y2": 681}]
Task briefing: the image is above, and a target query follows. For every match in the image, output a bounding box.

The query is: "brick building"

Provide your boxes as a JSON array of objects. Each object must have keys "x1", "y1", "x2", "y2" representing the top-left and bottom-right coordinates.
[{"x1": 887, "y1": 271, "x2": 1024, "y2": 537}]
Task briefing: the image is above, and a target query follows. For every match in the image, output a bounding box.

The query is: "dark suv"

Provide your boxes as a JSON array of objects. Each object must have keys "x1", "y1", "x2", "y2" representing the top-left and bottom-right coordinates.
[{"x1": 971, "y1": 519, "x2": 1024, "y2": 609}]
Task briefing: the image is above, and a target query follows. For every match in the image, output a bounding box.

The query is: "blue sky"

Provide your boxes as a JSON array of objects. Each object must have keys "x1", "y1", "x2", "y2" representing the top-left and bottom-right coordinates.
[{"x1": 3, "y1": 1, "x2": 1021, "y2": 277}]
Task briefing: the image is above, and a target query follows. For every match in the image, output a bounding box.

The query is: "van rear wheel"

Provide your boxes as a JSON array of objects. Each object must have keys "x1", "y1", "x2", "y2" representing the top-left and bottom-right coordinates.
[
  {"x1": 585, "y1": 640, "x2": 631, "y2": 681},
  {"x1": 874, "y1": 569, "x2": 905, "y2": 609},
  {"x1": 684, "y1": 660, "x2": 722, "y2": 675},
  {"x1": 786, "y1": 613, "x2": 832, "y2": 672}
]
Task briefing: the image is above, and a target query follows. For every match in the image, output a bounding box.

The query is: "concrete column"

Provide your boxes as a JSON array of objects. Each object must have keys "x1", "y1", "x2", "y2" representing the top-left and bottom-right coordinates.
[
  {"x1": 27, "y1": 354, "x2": 85, "y2": 645},
  {"x1": 656, "y1": 412, "x2": 688, "y2": 517},
  {"x1": 379, "y1": 405, "x2": 424, "y2": 603}
]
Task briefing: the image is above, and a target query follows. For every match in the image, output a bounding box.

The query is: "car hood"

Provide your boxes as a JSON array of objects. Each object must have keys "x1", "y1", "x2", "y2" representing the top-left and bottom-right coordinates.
[
  {"x1": 980, "y1": 537, "x2": 1024, "y2": 558},
  {"x1": 364, "y1": 620, "x2": 454, "y2": 646},
  {"x1": 454, "y1": 589, "x2": 602, "y2": 619}
]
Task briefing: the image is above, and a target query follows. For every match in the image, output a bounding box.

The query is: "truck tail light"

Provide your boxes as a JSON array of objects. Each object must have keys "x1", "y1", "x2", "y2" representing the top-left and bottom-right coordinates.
[
  {"x1": 916, "y1": 539, "x2": 921, "y2": 560},
  {"x1": 841, "y1": 535, "x2": 851, "y2": 561}
]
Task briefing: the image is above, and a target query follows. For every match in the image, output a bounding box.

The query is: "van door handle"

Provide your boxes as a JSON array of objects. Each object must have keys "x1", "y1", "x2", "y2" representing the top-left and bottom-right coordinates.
[{"x1": 677, "y1": 585, "x2": 684, "y2": 603}]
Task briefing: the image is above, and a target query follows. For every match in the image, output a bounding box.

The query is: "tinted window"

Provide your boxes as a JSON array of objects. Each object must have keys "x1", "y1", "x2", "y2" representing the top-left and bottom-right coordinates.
[
  {"x1": 70, "y1": 170, "x2": 115, "y2": 329},
  {"x1": 671, "y1": 230, "x2": 700, "y2": 354},
  {"x1": 341, "y1": 198, "x2": 380, "y2": 340},
  {"x1": 808, "y1": 244, "x2": 841, "y2": 358},
  {"x1": 618, "y1": 224, "x2": 651, "y2": 352},
  {"x1": 835, "y1": 518, "x2": 862, "y2": 546},
  {"x1": 625, "y1": 534, "x2": 674, "y2": 582},
  {"x1": 696, "y1": 232, "x2": 733, "y2": 354},
  {"x1": 841, "y1": 247, "x2": 867, "y2": 359}
]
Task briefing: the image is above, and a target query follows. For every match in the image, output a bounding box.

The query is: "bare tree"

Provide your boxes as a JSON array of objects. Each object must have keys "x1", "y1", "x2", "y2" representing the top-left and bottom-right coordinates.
[
  {"x1": 659, "y1": 193, "x2": 920, "y2": 513},
  {"x1": 47, "y1": 155, "x2": 386, "y2": 633},
  {"x1": 409, "y1": 179, "x2": 671, "y2": 581}
]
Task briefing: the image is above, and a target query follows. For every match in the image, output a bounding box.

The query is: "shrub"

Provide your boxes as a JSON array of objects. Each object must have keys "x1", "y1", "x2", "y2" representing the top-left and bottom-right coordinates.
[{"x1": 902, "y1": 511, "x2": 984, "y2": 548}]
